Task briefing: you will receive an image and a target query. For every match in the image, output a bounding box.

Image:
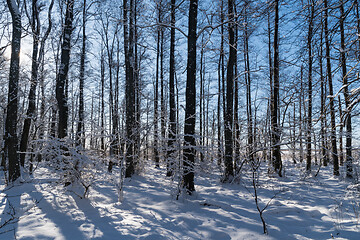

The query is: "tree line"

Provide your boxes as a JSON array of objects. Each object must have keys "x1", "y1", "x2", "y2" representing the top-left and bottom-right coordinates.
[{"x1": 1, "y1": 0, "x2": 359, "y2": 194}]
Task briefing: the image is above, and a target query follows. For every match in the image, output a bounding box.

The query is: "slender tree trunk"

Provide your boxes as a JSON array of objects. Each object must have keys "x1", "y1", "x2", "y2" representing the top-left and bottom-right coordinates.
[
  {"x1": 200, "y1": 36, "x2": 204, "y2": 163},
  {"x1": 5, "y1": 0, "x2": 21, "y2": 182},
  {"x1": 319, "y1": 14, "x2": 328, "y2": 167},
  {"x1": 233, "y1": 3, "x2": 240, "y2": 172},
  {"x1": 271, "y1": 0, "x2": 282, "y2": 176},
  {"x1": 324, "y1": 0, "x2": 339, "y2": 176},
  {"x1": 306, "y1": 0, "x2": 314, "y2": 172},
  {"x1": 167, "y1": 0, "x2": 176, "y2": 177},
  {"x1": 21, "y1": 0, "x2": 54, "y2": 170},
  {"x1": 340, "y1": 0, "x2": 352, "y2": 178},
  {"x1": 20, "y1": 0, "x2": 40, "y2": 167},
  {"x1": 183, "y1": 0, "x2": 198, "y2": 194},
  {"x1": 244, "y1": 2, "x2": 253, "y2": 164},
  {"x1": 267, "y1": 9, "x2": 273, "y2": 165},
  {"x1": 56, "y1": 0, "x2": 74, "y2": 139},
  {"x1": 100, "y1": 48, "x2": 105, "y2": 151},
  {"x1": 124, "y1": 0, "x2": 136, "y2": 177},
  {"x1": 76, "y1": 0, "x2": 87, "y2": 147},
  {"x1": 217, "y1": 0, "x2": 225, "y2": 167},
  {"x1": 160, "y1": 9, "x2": 166, "y2": 156},
  {"x1": 224, "y1": 0, "x2": 235, "y2": 181},
  {"x1": 338, "y1": 96, "x2": 344, "y2": 166}
]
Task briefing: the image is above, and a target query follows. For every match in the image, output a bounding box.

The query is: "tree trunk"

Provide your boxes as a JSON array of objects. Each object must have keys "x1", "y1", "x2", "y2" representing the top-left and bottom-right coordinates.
[
  {"x1": 271, "y1": 0, "x2": 282, "y2": 176},
  {"x1": 167, "y1": 0, "x2": 176, "y2": 177},
  {"x1": 76, "y1": 0, "x2": 87, "y2": 147},
  {"x1": 224, "y1": 0, "x2": 235, "y2": 181},
  {"x1": 306, "y1": 0, "x2": 314, "y2": 172},
  {"x1": 56, "y1": 0, "x2": 74, "y2": 139},
  {"x1": 244, "y1": 1, "x2": 253, "y2": 164},
  {"x1": 153, "y1": 4, "x2": 161, "y2": 168},
  {"x1": 338, "y1": 96, "x2": 344, "y2": 166},
  {"x1": 183, "y1": 0, "x2": 198, "y2": 194},
  {"x1": 124, "y1": 0, "x2": 136, "y2": 177},
  {"x1": 100, "y1": 47, "x2": 105, "y2": 151},
  {"x1": 340, "y1": 0, "x2": 352, "y2": 178},
  {"x1": 20, "y1": 0, "x2": 40, "y2": 167},
  {"x1": 5, "y1": 0, "x2": 21, "y2": 182},
  {"x1": 324, "y1": 0, "x2": 339, "y2": 176},
  {"x1": 319, "y1": 13, "x2": 328, "y2": 167}
]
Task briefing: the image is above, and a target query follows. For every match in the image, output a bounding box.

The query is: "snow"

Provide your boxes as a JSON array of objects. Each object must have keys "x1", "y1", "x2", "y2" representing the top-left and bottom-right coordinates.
[{"x1": 1, "y1": 160, "x2": 360, "y2": 239}]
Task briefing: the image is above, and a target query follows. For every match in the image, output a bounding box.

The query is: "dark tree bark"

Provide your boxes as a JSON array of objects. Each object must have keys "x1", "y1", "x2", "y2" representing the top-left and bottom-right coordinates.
[
  {"x1": 224, "y1": 0, "x2": 235, "y2": 181},
  {"x1": 324, "y1": 0, "x2": 339, "y2": 176},
  {"x1": 100, "y1": 47, "x2": 105, "y2": 151},
  {"x1": 338, "y1": 96, "x2": 344, "y2": 166},
  {"x1": 183, "y1": 0, "x2": 198, "y2": 194},
  {"x1": 153, "y1": 1, "x2": 161, "y2": 168},
  {"x1": 56, "y1": 0, "x2": 74, "y2": 139},
  {"x1": 233, "y1": 3, "x2": 240, "y2": 171},
  {"x1": 167, "y1": 0, "x2": 176, "y2": 177},
  {"x1": 319, "y1": 14, "x2": 328, "y2": 166},
  {"x1": 5, "y1": 0, "x2": 21, "y2": 182},
  {"x1": 340, "y1": 0, "x2": 352, "y2": 178},
  {"x1": 271, "y1": 0, "x2": 282, "y2": 176},
  {"x1": 306, "y1": 0, "x2": 314, "y2": 172},
  {"x1": 244, "y1": 1, "x2": 253, "y2": 164},
  {"x1": 217, "y1": 0, "x2": 225, "y2": 167},
  {"x1": 124, "y1": 0, "x2": 136, "y2": 177},
  {"x1": 76, "y1": 0, "x2": 87, "y2": 147}
]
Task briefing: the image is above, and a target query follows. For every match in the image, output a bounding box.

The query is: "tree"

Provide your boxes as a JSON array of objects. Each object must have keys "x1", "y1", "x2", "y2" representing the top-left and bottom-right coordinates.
[
  {"x1": 167, "y1": 0, "x2": 176, "y2": 177},
  {"x1": 223, "y1": 0, "x2": 236, "y2": 182},
  {"x1": 56, "y1": 0, "x2": 75, "y2": 139},
  {"x1": 271, "y1": 0, "x2": 282, "y2": 177},
  {"x1": 183, "y1": 0, "x2": 198, "y2": 194},
  {"x1": 306, "y1": 0, "x2": 314, "y2": 172},
  {"x1": 124, "y1": 0, "x2": 136, "y2": 177},
  {"x1": 324, "y1": 0, "x2": 339, "y2": 176},
  {"x1": 76, "y1": 0, "x2": 87, "y2": 147},
  {"x1": 339, "y1": 0, "x2": 352, "y2": 178},
  {"x1": 20, "y1": 0, "x2": 54, "y2": 168},
  {"x1": 5, "y1": 0, "x2": 22, "y2": 182}
]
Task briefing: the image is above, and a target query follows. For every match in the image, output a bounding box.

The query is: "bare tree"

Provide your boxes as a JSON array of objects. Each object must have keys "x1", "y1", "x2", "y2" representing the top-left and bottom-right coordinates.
[
  {"x1": 324, "y1": 0, "x2": 339, "y2": 176},
  {"x1": 56, "y1": 0, "x2": 75, "y2": 139},
  {"x1": 271, "y1": 0, "x2": 282, "y2": 177},
  {"x1": 183, "y1": 0, "x2": 198, "y2": 194},
  {"x1": 224, "y1": 0, "x2": 236, "y2": 181},
  {"x1": 5, "y1": 0, "x2": 22, "y2": 182}
]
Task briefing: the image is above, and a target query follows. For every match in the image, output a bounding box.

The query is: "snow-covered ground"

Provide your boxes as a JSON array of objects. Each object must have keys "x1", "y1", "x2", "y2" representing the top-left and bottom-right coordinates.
[{"x1": 1, "y1": 160, "x2": 359, "y2": 239}]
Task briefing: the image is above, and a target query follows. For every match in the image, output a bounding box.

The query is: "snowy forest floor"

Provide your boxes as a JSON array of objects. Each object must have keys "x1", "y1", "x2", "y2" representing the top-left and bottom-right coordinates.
[{"x1": 1, "y1": 158, "x2": 360, "y2": 240}]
